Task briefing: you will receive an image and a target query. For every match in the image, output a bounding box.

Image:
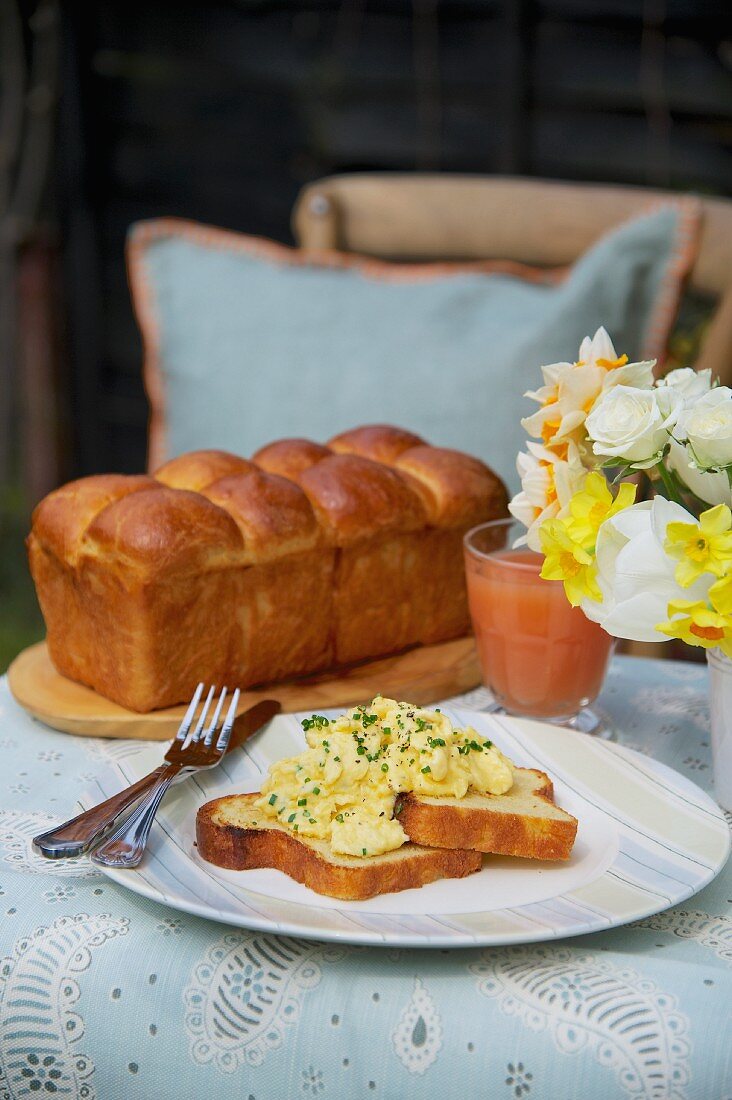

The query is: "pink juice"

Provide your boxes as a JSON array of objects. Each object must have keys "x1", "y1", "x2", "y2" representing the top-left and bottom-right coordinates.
[{"x1": 465, "y1": 547, "x2": 613, "y2": 720}]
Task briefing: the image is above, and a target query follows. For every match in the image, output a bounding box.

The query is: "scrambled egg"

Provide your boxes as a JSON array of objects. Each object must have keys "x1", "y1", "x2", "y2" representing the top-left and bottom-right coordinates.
[{"x1": 254, "y1": 696, "x2": 514, "y2": 858}]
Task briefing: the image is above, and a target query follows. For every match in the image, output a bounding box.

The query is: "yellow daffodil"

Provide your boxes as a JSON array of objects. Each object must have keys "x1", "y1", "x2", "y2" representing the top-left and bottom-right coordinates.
[
  {"x1": 539, "y1": 519, "x2": 603, "y2": 607},
  {"x1": 709, "y1": 574, "x2": 732, "y2": 615},
  {"x1": 658, "y1": 572, "x2": 732, "y2": 654},
  {"x1": 657, "y1": 597, "x2": 732, "y2": 657},
  {"x1": 664, "y1": 503, "x2": 732, "y2": 587},
  {"x1": 566, "y1": 472, "x2": 636, "y2": 549}
]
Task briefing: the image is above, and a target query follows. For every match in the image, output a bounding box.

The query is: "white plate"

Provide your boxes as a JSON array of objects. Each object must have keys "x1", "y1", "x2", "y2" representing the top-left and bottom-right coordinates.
[{"x1": 97, "y1": 706, "x2": 730, "y2": 948}]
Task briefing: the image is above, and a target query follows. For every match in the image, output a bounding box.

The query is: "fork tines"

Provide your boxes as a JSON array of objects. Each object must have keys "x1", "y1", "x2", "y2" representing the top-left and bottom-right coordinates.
[{"x1": 176, "y1": 684, "x2": 241, "y2": 752}]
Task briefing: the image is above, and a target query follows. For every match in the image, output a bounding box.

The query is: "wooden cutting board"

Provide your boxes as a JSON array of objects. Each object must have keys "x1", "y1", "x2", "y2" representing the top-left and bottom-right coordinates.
[{"x1": 8, "y1": 639, "x2": 482, "y2": 741}]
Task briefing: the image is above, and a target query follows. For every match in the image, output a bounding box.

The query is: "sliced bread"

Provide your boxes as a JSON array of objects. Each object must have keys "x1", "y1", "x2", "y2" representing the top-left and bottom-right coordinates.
[
  {"x1": 397, "y1": 767, "x2": 578, "y2": 860},
  {"x1": 196, "y1": 793, "x2": 483, "y2": 901}
]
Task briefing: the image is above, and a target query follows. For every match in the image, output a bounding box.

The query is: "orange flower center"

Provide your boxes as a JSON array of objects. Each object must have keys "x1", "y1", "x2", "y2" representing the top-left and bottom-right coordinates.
[
  {"x1": 690, "y1": 622, "x2": 725, "y2": 642},
  {"x1": 560, "y1": 552, "x2": 581, "y2": 578},
  {"x1": 596, "y1": 354, "x2": 629, "y2": 370},
  {"x1": 541, "y1": 419, "x2": 561, "y2": 446},
  {"x1": 539, "y1": 462, "x2": 558, "y2": 505}
]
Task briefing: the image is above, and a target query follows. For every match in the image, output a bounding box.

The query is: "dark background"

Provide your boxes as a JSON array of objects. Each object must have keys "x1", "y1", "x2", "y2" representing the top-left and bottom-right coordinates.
[{"x1": 1, "y1": 0, "x2": 731, "y2": 666}]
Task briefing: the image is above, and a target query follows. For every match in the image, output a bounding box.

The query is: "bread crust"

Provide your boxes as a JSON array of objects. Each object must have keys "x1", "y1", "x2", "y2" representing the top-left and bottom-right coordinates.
[
  {"x1": 398, "y1": 769, "x2": 578, "y2": 861},
  {"x1": 154, "y1": 449, "x2": 256, "y2": 491},
  {"x1": 328, "y1": 424, "x2": 424, "y2": 464},
  {"x1": 196, "y1": 794, "x2": 483, "y2": 901},
  {"x1": 252, "y1": 438, "x2": 331, "y2": 480},
  {"x1": 203, "y1": 469, "x2": 322, "y2": 564}
]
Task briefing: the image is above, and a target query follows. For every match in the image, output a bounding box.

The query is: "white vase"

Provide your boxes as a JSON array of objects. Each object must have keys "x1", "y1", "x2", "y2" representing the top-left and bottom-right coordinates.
[{"x1": 707, "y1": 648, "x2": 732, "y2": 811}]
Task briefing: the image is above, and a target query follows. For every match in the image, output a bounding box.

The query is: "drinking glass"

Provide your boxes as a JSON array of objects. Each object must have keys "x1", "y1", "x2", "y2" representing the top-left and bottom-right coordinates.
[{"x1": 464, "y1": 518, "x2": 614, "y2": 737}]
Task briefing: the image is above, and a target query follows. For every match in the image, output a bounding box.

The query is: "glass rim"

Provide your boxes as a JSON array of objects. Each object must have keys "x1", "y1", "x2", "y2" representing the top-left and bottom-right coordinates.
[{"x1": 463, "y1": 517, "x2": 541, "y2": 569}]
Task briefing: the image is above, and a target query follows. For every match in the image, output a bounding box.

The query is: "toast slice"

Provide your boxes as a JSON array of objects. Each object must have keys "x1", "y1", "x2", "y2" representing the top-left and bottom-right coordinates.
[
  {"x1": 397, "y1": 767, "x2": 578, "y2": 861},
  {"x1": 196, "y1": 793, "x2": 483, "y2": 901}
]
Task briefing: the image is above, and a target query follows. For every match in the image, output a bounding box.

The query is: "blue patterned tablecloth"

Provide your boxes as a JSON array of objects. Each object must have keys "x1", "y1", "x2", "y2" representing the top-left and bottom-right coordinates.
[{"x1": 1, "y1": 656, "x2": 730, "y2": 1100}]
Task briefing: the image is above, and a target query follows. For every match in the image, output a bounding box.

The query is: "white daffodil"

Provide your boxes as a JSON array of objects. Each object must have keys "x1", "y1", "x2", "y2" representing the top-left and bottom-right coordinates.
[
  {"x1": 508, "y1": 441, "x2": 586, "y2": 551},
  {"x1": 585, "y1": 385, "x2": 681, "y2": 467},
  {"x1": 676, "y1": 386, "x2": 732, "y2": 471},
  {"x1": 522, "y1": 328, "x2": 656, "y2": 449},
  {"x1": 580, "y1": 497, "x2": 712, "y2": 642}
]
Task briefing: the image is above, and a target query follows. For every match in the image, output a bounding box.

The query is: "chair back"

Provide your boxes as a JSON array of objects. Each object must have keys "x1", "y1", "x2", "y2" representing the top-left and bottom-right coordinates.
[{"x1": 293, "y1": 174, "x2": 732, "y2": 381}]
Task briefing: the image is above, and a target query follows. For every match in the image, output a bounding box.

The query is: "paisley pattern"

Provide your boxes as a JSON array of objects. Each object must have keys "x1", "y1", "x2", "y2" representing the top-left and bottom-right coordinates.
[
  {"x1": 0, "y1": 913, "x2": 129, "y2": 1100},
  {"x1": 391, "y1": 978, "x2": 442, "y2": 1075},
  {"x1": 632, "y1": 909, "x2": 732, "y2": 963},
  {"x1": 183, "y1": 933, "x2": 347, "y2": 1072},
  {"x1": 470, "y1": 947, "x2": 690, "y2": 1100},
  {"x1": 0, "y1": 811, "x2": 100, "y2": 878}
]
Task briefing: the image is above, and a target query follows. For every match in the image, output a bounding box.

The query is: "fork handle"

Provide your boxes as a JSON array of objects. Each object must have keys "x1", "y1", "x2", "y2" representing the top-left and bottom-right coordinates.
[
  {"x1": 91, "y1": 764, "x2": 184, "y2": 868},
  {"x1": 32, "y1": 766, "x2": 170, "y2": 859}
]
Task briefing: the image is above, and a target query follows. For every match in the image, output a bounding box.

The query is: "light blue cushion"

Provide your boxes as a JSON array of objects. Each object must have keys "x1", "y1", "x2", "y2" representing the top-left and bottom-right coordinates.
[{"x1": 129, "y1": 205, "x2": 695, "y2": 492}]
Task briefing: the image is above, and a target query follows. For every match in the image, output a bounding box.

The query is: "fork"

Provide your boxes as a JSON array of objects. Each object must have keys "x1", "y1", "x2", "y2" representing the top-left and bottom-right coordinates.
[{"x1": 89, "y1": 684, "x2": 240, "y2": 869}]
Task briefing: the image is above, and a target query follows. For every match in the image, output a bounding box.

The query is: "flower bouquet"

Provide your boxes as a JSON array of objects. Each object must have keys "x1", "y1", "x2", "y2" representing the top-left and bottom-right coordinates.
[
  {"x1": 508, "y1": 327, "x2": 732, "y2": 805},
  {"x1": 509, "y1": 327, "x2": 732, "y2": 654}
]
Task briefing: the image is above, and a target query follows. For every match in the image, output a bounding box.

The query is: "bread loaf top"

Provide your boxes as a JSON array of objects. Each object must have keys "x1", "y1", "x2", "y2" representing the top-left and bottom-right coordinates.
[{"x1": 30, "y1": 425, "x2": 507, "y2": 580}]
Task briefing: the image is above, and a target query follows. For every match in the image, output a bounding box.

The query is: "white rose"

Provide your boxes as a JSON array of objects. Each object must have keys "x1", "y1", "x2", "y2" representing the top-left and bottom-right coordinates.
[
  {"x1": 658, "y1": 367, "x2": 712, "y2": 406},
  {"x1": 586, "y1": 385, "x2": 681, "y2": 466},
  {"x1": 667, "y1": 438, "x2": 731, "y2": 506},
  {"x1": 580, "y1": 497, "x2": 711, "y2": 642},
  {"x1": 677, "y1": 386, "x2": 732, "y2": 470}
]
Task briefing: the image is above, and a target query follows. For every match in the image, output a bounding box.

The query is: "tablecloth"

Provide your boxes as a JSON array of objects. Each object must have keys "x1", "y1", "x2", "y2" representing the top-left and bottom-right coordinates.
[{"x1": 1, "y1": 655, "x2": 730, "y2": 1100}]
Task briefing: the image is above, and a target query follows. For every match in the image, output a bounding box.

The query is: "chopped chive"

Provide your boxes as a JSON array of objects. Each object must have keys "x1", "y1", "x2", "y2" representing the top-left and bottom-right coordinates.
[
  {"x1": 268, "y1": 794, "x2": 277, "y2": 806},
  {"x1": 335, "y1": 813, "x2": 344, "y2": 823},
  {"x1": 381, "y1": 763, "x2": 389, "y2": 772},
  {"x1": 298, "y1": 798, "x2": 307, "y2": 806},
  {"x1": 421, "y1": 765, "x2": 431, "y2": 774},
  {"x1": 287, "y1": 813, "x2": 296, "y2": 823}
]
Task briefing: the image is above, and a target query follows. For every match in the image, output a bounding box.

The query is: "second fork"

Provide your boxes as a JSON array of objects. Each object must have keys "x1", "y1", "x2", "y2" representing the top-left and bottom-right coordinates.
[{"x1": 91, "y1": 685, "x2": 240, "y2": 868}]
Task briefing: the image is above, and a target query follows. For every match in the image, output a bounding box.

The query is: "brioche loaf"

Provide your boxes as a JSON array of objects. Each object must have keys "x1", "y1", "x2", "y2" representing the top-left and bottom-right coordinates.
[{"x1": 28, "y1": 425, "x2": 507, "y2": 711}]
